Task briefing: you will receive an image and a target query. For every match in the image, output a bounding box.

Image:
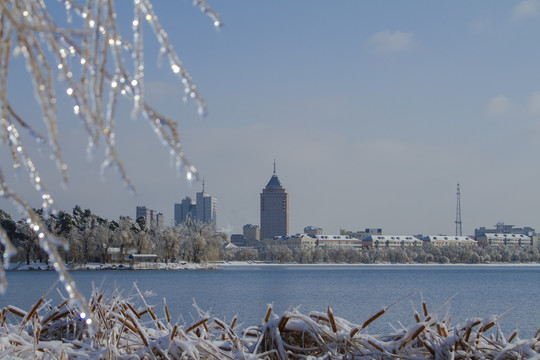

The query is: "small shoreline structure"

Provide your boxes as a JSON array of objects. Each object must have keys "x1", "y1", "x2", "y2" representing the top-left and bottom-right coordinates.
[{"x1": 0, "y1": 286, "x2": 538, "y2": 359}]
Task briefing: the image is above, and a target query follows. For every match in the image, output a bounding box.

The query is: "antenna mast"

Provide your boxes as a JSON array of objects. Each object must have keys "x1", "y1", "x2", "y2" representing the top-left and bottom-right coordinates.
[{"x1": 455, "y1": 182, "x2": 462, "y2": 236}]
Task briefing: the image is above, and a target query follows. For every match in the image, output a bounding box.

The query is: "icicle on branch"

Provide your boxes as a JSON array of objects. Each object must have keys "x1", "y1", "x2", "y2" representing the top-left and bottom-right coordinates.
[{"x1": 0, "y1": 0, "x2": 222, "y2": 319}]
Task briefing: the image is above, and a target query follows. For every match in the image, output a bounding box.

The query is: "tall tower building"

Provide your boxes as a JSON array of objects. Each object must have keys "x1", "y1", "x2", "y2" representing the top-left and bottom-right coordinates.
[
  {"x1": 260, "y1": 161, "x2": 289, "y2": 240},
  {"x1": 195, "y1": 180, "x2": 217, "y2": 227},
  {"x1": 174, "y1": 181, "x2": 217, "y2": 227},
  {"x1": 174, "y1": 196, "x2": 196, "y2": 226}
]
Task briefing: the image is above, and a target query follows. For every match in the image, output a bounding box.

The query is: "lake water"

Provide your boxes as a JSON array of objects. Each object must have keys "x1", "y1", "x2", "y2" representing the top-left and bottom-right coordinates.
[{"x1": 1, "y1": 264, "x2": 539, "y2": 337}]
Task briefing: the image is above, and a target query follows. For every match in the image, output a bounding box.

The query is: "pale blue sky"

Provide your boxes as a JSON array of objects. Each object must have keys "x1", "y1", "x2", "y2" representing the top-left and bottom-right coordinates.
[{"x1": 3, "y1": 1, "x2": 540, "y2": 236}]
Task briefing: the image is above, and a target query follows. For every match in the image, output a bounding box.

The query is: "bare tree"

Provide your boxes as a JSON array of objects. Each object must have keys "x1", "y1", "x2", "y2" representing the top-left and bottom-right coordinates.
[
  {"x1": 177, "y1": 219, "x2": 225, "y2": 263},
  {"x1": 154, "y1": 226, "x2": 180, "y2": 263},
  {"x1": 14, "y1": 220, "x2": 39, "y2": 265}
]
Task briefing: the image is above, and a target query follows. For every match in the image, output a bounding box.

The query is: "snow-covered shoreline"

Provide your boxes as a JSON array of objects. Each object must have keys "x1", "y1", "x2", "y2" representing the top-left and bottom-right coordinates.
[
  {"x1": 5, "y1": 260, "x2": 540, "y2": 271},
  {"x1": 5, "y1": 262, "x2": 218, "y2": 271},
  {"x1": 216, "y1": 260, "x2": 540, "y2": 267}
]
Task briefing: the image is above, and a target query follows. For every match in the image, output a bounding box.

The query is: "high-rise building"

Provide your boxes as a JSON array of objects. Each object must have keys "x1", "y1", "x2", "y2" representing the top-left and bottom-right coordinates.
[
  {"x1": 260, "y1": 162, "x2": 289, "y2": 240},
  {"x1": 136, "y1": 206, "x2": 163, "y2": 229},
  {"x1": 175, "y1": 181, "x2": 217, "y2": 227},
  {"x1": 196, "y1": 181, "x2": 217, "y2": 227},
  {"x1": 174, "y1": 196, "x2": 196, "y2": 226},
  {"x1": 243, "y1": 224, "x2": 260, "y2": 242}
]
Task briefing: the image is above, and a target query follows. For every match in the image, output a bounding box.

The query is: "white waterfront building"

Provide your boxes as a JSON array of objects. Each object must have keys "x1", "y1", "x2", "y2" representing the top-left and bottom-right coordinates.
[
  {"x1": 362, "y1": 235, "x2": 422, "y2": 249},
  {"x1": 315, "y1": 235, "x2": 362, "y2": 248},
  {"x1": 476, "y1": 233, "x2": 532, "y2": 247},
  {"x1": 422, "y1": 236, "x2": 477, "y2": 247}
]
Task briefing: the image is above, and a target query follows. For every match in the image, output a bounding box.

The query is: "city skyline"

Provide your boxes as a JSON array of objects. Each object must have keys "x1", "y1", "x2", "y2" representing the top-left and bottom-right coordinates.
[
  {"x1": 2, "y1": 2, "x2": 540, "y2": 236},
  {"x1": 174, "y1": 181, "x2": 217, "y2": 227}
]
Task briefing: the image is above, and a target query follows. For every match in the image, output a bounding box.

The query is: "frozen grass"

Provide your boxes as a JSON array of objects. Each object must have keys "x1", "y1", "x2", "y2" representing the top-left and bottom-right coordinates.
[{"x1": 0, "y1": 286, "x2": 538, "y2": 359}]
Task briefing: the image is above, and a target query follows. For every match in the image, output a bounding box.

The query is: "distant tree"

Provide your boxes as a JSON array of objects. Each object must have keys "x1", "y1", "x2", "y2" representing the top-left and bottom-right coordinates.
[
  {"x1": 232, "y1": 247, "x2": 259, "y2": 262},
  {"x1": 0, "y1": 210, "x2": 17, "y2": 242},
  {"x1": 177, "y1": 220, "x2": 225, "y2": 263},
  {"x1": 113, "y1": 216, "x2": 136, "y2": 262},
  {"x1": 155, "y1": 227, "x2": 180, "y2": 262},
  {"x1": 261, "y1": 244, "x2": 293, "y2": 264},
  {"x1": 136, "y1": 217, "x2": 147, "y2": 232},
  {"x1": 14, "y1": 220, "x2": 39, "y2": 265}
]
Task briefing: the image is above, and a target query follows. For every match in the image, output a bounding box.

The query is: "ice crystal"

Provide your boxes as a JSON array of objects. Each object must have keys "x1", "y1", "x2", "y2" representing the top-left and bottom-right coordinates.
[{"x1": 0, "y1": 0, "x2": 221, "y2": 316}]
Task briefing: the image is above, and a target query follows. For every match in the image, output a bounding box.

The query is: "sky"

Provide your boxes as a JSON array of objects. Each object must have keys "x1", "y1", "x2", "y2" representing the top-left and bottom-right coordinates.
[{"x1": 3, "y1": 1, "x2": 540, "y2": 237}]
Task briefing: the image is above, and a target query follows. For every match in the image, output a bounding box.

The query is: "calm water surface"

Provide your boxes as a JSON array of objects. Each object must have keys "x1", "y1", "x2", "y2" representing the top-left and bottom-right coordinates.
[{"x1": 1, "y1": 265, "x2": 539, "y2": 336}]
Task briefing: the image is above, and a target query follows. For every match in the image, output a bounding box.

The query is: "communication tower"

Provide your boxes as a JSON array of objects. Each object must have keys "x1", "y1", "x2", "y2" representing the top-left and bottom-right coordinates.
[{"x1": 455, "y1": 182, "x2": 462, "y2": 236}]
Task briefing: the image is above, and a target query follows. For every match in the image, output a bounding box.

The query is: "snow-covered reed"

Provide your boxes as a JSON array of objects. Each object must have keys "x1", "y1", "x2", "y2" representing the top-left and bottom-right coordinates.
[{"x1": 0, "y1": 287, "x2": 538, "y2": 359}]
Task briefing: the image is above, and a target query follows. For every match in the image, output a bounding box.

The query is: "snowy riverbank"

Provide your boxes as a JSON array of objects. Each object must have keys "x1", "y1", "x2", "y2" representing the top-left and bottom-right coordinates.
[
  {"x1": 6, "y1": 262, "x2": 218, "y2": 271},
  {"x1": 6, "y1": 260, "x2": 540, "y2": 271}
]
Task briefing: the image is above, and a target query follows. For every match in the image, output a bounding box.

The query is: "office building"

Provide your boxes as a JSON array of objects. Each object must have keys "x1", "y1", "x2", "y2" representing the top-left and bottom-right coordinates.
[
  {"x1": 243, "y1": 224, "x2": 260, "y2": 242},
  {"x1": 174, "y1": 196, "x2": 196, "y2": 226},
  {"x1": 174, "y1": 181, "x2": 217, "y2": 227},
  {"x1": 260, "y1": 162, "x2": 289, "y2": 240},
  {"x1": 474, "y1": 222, "x2": 535, "y2": 238},
  {"x1": 135, "y1": 206, "x2": 163, "y2": 229},
  {"x1": 196, "y1": 182, "x2": 217, "y2": 226}
]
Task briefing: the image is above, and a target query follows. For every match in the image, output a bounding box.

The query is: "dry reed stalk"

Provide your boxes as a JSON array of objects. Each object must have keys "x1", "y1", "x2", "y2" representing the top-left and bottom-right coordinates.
[
  {"x1": 350, "y1": 308, "x2": 386, "y2": 338},
  {"x1": 278, "y1": 316, "x2": 289, "y2": 332},
  {"x1": 186, "y1": 317, "x2": 210, "y2": 334},
  {"x1": 367, "y1": 339, "x2": 384, "y2": 352},
  {"x1": 508, "y1": 331, "x2": 517, "y2": 343},
  {"x1": 137, "y1": 309, "x2": 149, "y2": 317},
  {"x1": 264, "y1": 306, "x2": 273, "y2": 323},
  {"x1": 464, "y1": 327, "x2": 473, "y2": 343},
  {"x1": 6, "y1": 306, "x2": 27, "y2": 318},
  {"x1": 43, "y1": 309, "x2": 70, "y2": 325},
  {"x1": 33, "y1": 314, "x2": 41, "y2": 344},
  {"x1": 422, "y1": 300, "x2": 428, "y2": 317},
  {"x1": 214, "y1": 318, "x2": 241, "y2": 350},
  {"x1": 125, "y1": 303, "x2": 140, "y2": 319},
  {"x1": 480, "y1": 321, "x2": 496, "y2": 334},
  {"x1": 170, "y1": 324, "x2": 178, "y2": 340},
  {"x1": 398, "y1": 323, "x2": 426, "y2": 351},
  {"x1": 327, "y1": 305, "x2": 338, "y2": 333},
  {"x1": 309, "y1": 313, "x2": 329, "y2": 323},
  {"x1": 147, "y1": 307, "x2": 157, "y2": 320},
  {"x1": 21, "y1": 297, "x2": 43, "y2": 327},
  {"x1": 119, "y1": 312, "x2": 138, "y2": 334},
  {"x1": 90, "y1": 294, "x2": 104, "y2": 313},
  {"x1": 164, "y1": 302, "x2": 171, "y2": 324}
]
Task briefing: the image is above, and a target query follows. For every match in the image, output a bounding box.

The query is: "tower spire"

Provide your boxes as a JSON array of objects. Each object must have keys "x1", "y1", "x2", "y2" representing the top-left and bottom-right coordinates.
[
  {"x1": 202, "y1": 178, "x2": 205, "y2": 193},
  {"x1": 455, "y1": 182, "x2": 462, "y2": 236},
  {"x1": 273, "y1": 158, "x2": 276, "y2": 175}
]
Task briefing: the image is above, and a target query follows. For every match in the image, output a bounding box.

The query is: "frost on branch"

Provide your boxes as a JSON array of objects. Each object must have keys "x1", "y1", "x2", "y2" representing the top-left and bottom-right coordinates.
[{"x1": 0, "y1": 0, "x2": 222, "y2": 308}]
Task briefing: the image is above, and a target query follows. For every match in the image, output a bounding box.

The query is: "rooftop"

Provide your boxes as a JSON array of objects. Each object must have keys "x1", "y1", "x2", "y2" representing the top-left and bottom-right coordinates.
[{"x1": 266, "y1": 174, "x2": 283, "y2": 187}]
